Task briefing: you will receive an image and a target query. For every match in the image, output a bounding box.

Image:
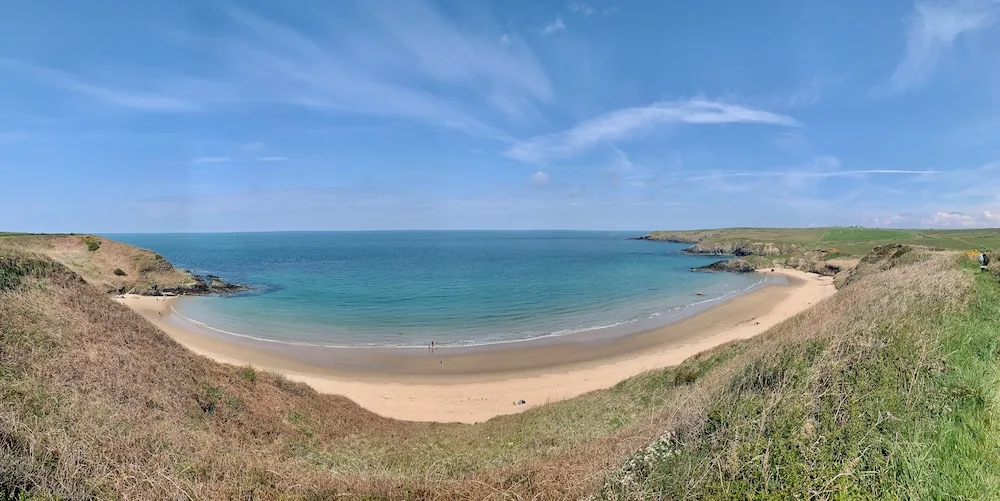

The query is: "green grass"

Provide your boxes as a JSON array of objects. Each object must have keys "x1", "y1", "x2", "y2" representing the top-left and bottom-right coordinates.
[
  {"x1": 646, "y1": 227, "x2": 1000, "y2": 259},
  {"x1": 597, "y1": 254, "x2": 1000, "y2": 499},
  {"x1": 819, "y1": 227, "x2": 915, "y2": 242},
  {"x1": 910, "y1": 262, "x2": 1000, "y2": 498}
]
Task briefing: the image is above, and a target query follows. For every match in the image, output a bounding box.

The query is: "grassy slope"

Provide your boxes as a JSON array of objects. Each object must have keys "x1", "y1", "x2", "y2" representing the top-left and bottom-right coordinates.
[
  {"x1": 4, "y1": 234, "x2": 1000, "y2": 499},
  {"x1": 597, "y1": 249, "x2": 1000, "y2": 499},
  {"x1": 0, "y1": 234, "x2": 196, "y2": 294},
  {"x1": 645, "y1": 227, "x2": 1000, "y2": 257}
]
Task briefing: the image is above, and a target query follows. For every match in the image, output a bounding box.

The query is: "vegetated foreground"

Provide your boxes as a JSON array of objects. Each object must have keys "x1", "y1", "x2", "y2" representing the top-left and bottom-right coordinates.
[{"x1": 2, "y1": 231, "x2": 1000, "y2": 499}]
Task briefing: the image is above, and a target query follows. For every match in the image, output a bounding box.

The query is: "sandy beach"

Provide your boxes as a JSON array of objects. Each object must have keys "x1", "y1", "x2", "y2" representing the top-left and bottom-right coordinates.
[{"x1": 116, "y1": 268, "x2": 835, "y2": 423}]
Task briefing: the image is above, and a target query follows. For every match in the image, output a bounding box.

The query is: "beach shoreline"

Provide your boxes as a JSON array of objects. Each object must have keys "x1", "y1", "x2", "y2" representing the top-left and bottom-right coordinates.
[{"x1": 116, "y1": 268, "x2": 835, "y2": 423}]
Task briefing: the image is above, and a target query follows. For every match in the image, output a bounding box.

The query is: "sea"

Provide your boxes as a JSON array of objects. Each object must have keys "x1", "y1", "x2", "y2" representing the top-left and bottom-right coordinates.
[{"x1": 108, "y1": 231, "x2": 770, "y2": 348}]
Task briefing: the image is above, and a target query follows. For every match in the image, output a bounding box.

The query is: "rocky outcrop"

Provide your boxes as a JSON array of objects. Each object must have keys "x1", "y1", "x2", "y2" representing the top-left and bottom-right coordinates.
[
  {"x1": 158, "y1": 273, "x2": 250, "y2": 296},
  {"x1": 838, "y1": 245, "x2": 917, "y2": 288},
  {"x1": 685, "y1": 241, "x2": 798, "y2": 257},
  {"x1": 629, "y1": 232, "x2": 798, "y2": 257},
  {"x1": 691, "y1": 258, "x2": 756, "y2": 273},
  {"x1": 627, "y1": 233, "x2": 699, "y2": 243}
]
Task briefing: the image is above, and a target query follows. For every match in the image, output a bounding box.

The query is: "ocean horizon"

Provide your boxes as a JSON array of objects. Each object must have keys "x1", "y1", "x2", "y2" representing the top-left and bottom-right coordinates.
[{"x1": 109, "y1": 231, "x2": 771, "y2": 348}]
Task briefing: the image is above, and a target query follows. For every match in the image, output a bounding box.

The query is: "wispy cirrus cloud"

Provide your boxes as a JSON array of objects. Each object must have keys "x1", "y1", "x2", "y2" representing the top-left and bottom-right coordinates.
[
  {"x1": 505, "y1": 99, "x2": 798, "y2": 163},
  {"x1": 256, "y1": 156, "x2": 289, "y2": 162},
  {"x1": 0, "y1": 58, "x2": 199, "y2": 112},
  {"x1": 3, "y1": 1, "x2": 552, "y2": 136},
  {"x1": 220, "y1": 1, "x2": 550, "y2": 135},
  {"x1": 883, "y1": 0, "x2": 1000, "y2": 95},
  {"x1": 191, "y1": 156, "x2": 233, "y2": 164}
]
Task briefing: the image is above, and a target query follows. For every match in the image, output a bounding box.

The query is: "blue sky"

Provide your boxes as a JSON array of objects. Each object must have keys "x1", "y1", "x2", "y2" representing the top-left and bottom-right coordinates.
[{"x1": 4, "y1": 0, "x2": 1000, "y2": 232}]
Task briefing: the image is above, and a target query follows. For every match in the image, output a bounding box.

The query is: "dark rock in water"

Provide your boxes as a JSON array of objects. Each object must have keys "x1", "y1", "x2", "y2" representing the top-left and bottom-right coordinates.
[
  {"x1": 692, "y1": 258, "x2": 756, "y2": 274},
  {"x1": 156, "y1": 273, "x2": 251, "y2": 296}
]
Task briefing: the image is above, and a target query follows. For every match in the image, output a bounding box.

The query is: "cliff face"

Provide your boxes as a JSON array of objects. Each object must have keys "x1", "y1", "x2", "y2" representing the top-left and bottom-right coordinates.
[{"x1": 685, "y1": 241, "x2": 798, "y2": 257}]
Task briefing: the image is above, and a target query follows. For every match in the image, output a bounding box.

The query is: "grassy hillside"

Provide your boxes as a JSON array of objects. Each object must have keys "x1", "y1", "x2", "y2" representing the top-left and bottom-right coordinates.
[
  {"x1": 642, "y1": 227, "x2": 1000, "y2": 257},
  {"x1": 3, "y1": 234, "x2": 1000, "y2": 498},
  {"x1": 596, "y1": 249, "x2": 1000, "y2": 499},
  {"x1": 0, "y1": 234, "x2": 197, "y2": 294}
]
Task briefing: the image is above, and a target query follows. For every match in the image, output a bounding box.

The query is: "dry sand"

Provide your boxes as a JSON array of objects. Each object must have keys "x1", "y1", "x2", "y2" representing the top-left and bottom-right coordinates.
[{"x1": 116, "y1": 269, "x2": 835, "y2": 423}]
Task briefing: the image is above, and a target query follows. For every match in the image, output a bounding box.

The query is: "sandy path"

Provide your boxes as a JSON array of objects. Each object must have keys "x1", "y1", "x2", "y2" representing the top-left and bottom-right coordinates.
[{"x1": 116, "y1": 269, "x2": 835, "y2": 423}]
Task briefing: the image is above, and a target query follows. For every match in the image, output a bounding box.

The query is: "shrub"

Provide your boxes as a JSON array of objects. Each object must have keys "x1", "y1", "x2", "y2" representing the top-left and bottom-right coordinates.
[
  {"x1": 113, "y1": 268, "x2": 127, "y2": 276},
  {"x1": 82, "y1": 236, "x2": 100, "y2": 252},
  {"x1": 239, "y1": 365, "x2": 257, "y2": 383}
]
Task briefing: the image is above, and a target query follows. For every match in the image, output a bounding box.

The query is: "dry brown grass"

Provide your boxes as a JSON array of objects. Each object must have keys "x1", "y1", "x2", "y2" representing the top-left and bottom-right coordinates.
[{"x1": 0, "y1": 235, "x2": 195, "y2": 294}]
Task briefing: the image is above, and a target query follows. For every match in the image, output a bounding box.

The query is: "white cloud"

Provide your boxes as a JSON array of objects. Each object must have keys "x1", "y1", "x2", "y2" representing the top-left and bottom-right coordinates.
[
  {"x1": 0, "y1": 58, "x2": 198, "y2": 112},
  {"x1": 983, "y1": 210, "x2": 1000, "y2": 221},
  {"x1": 531, "y1": 171, "x2": 550, "y2": 185},
  {"x1": 222, "y1": 2, "x2": 550, "y2": 133},
  {"x1": 885, "y1": 0, "x2": 1000, "y2": 94},
  {"x1": 256, "y1": 156, "x2": 290, "y2": 162},
  {"x1": 923, "y1": 211, "x2": 979, "y2": 227},
  {"x1": 541, "y1": 17, "x2": 567, "y2": 35},
  {"x1": 505, "y1": 99, "x2": 798, "y2": 163},
  {"x1": 192, "y1": 156, "x2": 233, "y2": 164},
  {"x1": 871, "y1": 214, "x2": 909, "y2": 226},
  {"x1": 568, "y1": 2, "x2": 595, "y2": 15}
]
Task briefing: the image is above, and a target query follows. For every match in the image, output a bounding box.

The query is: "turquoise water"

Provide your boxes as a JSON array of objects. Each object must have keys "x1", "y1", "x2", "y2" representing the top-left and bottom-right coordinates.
[{"x1": 109, "y1": 231, "x2": 767, "y2": 347}]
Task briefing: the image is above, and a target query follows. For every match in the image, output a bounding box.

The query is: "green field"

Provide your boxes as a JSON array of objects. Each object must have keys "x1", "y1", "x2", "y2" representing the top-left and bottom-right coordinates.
[
  {"x1": 648, "y1": 227, "x2": 1000, "y2": 257},
  {"x1": 818, "y1": 227, "x2": 915, "y2": 242}
]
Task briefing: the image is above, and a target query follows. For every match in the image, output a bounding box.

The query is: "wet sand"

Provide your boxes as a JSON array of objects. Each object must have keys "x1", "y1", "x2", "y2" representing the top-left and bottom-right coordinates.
[{"x1": 116, "y1": 268, "x2": 835, "y2": 423}]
